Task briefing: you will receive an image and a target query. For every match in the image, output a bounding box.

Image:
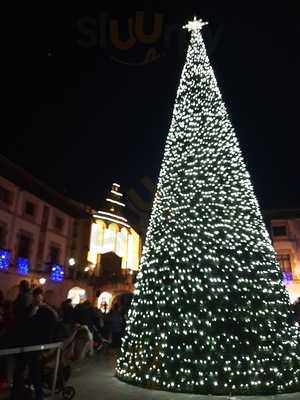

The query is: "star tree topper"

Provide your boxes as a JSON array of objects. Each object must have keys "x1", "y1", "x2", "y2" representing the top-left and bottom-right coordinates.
[{"x1": 183, "y1": 17, "x2": 208, "y2": 31}]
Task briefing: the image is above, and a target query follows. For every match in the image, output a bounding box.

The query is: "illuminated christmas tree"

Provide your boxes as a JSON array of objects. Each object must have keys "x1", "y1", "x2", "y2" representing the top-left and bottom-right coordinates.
[{"x1": 116, "y1": 18, "x2": 300, "y2": 395}]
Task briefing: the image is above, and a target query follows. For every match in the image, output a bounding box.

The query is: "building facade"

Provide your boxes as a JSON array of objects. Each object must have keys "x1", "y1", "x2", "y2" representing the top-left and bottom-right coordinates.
[
  {"x1": 0, "y1": 155, "x2": 91, "y2": 304},
  {"x1": 88, "y1": 183, "x2": 141, "y2": 275},
  {"x1": 266, "y1": 209, "x2": 300, "y2": 303},
  {"x1": 87, "y1": 183, "x2": 142, "y2": 311},
  {"x1": 0, "y1": 156, "x2": 142, "y2": 308},
  {"x1": 0, "y1": 174, "x2": 74, "y2": 271}
]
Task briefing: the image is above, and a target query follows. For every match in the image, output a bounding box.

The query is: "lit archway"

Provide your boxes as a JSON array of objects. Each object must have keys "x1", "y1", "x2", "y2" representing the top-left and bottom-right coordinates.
[
  {"x1": 97, "y1": 291, "x2": 113, "y2": 313},
  {"x1": 67, "y1": 286, "x2": 87, "y2": 306}
]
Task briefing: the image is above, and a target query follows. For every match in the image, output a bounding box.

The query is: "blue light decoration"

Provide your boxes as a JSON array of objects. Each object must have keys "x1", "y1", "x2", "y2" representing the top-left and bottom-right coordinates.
[
  {"x1": 282, "y1": 271, "x2": 293, "y2": 284},
  {"x1": 0, "y1": 249, "x2": 11, "y2": 271},
  {"x1": 50, "y1": 263, "x2": 64, "y2": 282},
  {"x1": 16, "y1": 257, "x2": 29, "y2": 275}
]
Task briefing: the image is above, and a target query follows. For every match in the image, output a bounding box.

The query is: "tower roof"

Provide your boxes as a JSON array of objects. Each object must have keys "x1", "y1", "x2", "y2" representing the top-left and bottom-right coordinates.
[{"x1": 93, "y1": 183, "x2": 130, "y2": 228}]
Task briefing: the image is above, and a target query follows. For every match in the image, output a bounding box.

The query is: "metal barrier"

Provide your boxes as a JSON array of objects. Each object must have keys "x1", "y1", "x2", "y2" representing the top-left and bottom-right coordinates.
[{"x1": 0, "y1": 341, "x2": 63, "y2": 399}]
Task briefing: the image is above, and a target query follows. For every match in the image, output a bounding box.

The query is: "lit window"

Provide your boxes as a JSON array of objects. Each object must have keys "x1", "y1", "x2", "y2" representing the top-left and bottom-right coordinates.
[
  {"x1": 277, "y1": 254, "x2": 293, "y2": 283},
  {"x1": 102, "y1": 228, "x2": 116, "y2": 254},
  {"x1": 116, "y1": 228, "x2": 128, "y2": 257},
  {"x1": 277, "y1": 254, "x2": 292, "y2": 273}
]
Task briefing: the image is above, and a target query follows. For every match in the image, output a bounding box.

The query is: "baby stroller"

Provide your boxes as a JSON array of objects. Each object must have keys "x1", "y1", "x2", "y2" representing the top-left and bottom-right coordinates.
[
  {"x1": 42, "y1": 362, "x2": 75, "y2": 400},
  {"x1": 41, "y1": 329, "x2": 77, "y2": 399}
]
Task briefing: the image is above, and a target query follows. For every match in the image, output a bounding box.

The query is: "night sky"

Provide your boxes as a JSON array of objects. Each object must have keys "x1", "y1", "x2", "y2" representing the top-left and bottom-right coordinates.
[{"x1": 5, "y1": 4, "x2": 300, "y2": 211}]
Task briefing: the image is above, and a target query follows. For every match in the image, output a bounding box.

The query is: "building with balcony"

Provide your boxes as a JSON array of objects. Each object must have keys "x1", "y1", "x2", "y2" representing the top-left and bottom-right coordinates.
[{"x1": 0, "y1": 154, "x2": 92, "y2": 304}]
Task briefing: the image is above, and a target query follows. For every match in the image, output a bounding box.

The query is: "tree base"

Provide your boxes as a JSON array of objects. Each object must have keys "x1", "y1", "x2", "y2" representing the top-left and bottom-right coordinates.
[{"x1": 116, "y1": 373, "x2": 300, "y2": 396}]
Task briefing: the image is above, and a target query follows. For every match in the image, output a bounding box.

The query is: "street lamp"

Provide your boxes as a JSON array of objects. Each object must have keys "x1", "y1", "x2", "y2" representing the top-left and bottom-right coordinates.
[
  {"x1": 68, "y1": 258, "x2": 76, "y2": 266},
  {"x1": 39, "y1": 277, "x2": 46, "y2": 285}
]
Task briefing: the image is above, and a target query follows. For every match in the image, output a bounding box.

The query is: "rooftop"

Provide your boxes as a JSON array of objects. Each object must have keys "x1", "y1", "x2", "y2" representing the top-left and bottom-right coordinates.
[{"x1": 0, "y1": 154, "x2": 90, "y2": 218}]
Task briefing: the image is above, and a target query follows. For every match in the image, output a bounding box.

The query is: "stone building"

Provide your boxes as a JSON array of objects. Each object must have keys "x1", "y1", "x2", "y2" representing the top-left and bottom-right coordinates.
[
  {"x1": 265, "y1": 208, "x2": 300, "y2": 303},
  {"x1": 0, "y1": 154, "x2": 92, "y2": 304},
  {"x1": 87, "y1": 183, "x2": 142, "y2": 310}
]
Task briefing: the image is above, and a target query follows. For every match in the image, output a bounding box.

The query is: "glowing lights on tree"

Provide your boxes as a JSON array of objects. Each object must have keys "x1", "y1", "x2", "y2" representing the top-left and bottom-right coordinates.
[{"x1": 116, "y1": 18, "x2": 300, "y2": 395}]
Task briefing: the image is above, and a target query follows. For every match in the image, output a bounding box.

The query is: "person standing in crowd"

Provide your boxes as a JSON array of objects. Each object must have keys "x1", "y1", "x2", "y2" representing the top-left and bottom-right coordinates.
[
  {"x1": 119, "y1": 305, "x2": 128, "y2": 338},
  {"x1": 0, "y1": 291, "x2": 10, "y2": 392},
  {"x1": 12, "y1": 280, "x2": 32, "y2": 325},
  {"x1": 110, "y1": 304, "x2": 122, "y2": 348},
  {"x1": 11, "y1": 287, "x2": 59, "y2": 400},
  {"x1": 74, "y1": 300, "x2": 102, "y2": 344},
  {"x1": 60, "y1": 299, "x2": 74, "y2": 325}
]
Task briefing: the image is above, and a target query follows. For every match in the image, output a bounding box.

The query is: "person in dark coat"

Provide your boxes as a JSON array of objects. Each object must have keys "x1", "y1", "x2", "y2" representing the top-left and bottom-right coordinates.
[
  {"x1": 74, "y1": 301, "x2": 101, "y2": 334},
  {"x1": 110, "y1": 304, "x2": 122, "y2": 348},
  {"x1": 11, "y1": 287, "x2": 59, "y2": 400},
  {"x1": 13, "y1": 280, "x2": 32, "y2": 325},
  {"x1": 60, "y1": 299, "x2": 74, "y2": 325}
]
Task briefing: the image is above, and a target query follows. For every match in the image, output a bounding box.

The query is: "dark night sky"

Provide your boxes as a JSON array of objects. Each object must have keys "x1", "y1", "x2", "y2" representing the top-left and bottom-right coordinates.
[{"x1": 4, "y1": 4, "x2": 300, "y2": 210}]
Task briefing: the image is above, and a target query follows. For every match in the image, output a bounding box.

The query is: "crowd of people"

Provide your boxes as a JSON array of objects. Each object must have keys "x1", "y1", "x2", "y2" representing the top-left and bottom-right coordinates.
[
  {"x1": 0, "y1": 280, "x2": 128, "y2": 400},
  {"x1": 1, "y1": 280, "x2": 299, "y2": 400}
]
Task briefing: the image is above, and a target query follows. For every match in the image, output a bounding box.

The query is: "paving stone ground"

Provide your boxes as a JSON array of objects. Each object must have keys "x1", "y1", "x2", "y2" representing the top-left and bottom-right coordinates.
[{"x1": 68, "y1": 350, "x2": 300, "y2": 400}]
